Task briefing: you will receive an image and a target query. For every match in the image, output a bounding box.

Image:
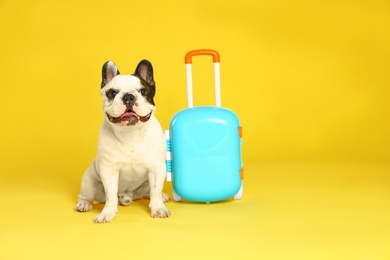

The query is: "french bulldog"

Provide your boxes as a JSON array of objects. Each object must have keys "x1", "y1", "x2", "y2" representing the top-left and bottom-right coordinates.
[{"x1": 75, "y1": 59, "x2": 171, "y2": 223}]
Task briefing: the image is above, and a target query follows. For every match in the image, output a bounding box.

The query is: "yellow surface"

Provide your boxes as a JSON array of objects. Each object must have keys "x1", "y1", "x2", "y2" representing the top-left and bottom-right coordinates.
[{"x1": 0, "y1": 0, "x2": 389, "y2": 259}]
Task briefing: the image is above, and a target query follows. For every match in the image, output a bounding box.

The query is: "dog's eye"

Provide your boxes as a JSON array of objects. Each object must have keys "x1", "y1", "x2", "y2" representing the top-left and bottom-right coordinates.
[
  {"x1": 106, "y1": 89, "x2": 119, "y2": 99},
  {"x1": 140, "y1": 88, "x2": 147, "y2": 96}
]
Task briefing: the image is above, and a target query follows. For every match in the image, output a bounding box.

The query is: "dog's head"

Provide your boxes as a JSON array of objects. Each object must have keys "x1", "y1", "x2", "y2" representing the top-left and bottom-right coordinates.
[{"x1": 100, "y1": 60, "x2": 156, "y2": 127}]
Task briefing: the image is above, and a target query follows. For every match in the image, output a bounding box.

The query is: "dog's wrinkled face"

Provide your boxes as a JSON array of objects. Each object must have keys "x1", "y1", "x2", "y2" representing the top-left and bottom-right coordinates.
[{"x1": 100, "y1": 60, "x2": 156, "y2": 126}]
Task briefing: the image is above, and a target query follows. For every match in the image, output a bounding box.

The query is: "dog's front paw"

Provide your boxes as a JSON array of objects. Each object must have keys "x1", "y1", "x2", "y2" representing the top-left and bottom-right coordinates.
[
  {"x1": 151, "y1": 206, "x2": 171, "y2": 218},
  {"x1": 75, "y1": 200, "x2": 92, "y2": 212},
  {"x1": 94, "y1": 212, "x2": 116, "y2": 223}
]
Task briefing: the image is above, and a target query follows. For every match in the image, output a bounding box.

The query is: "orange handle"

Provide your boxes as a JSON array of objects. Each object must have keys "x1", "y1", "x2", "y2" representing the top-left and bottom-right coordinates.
[{"x1": 185, "y1": 49, "x2": 220, "y2": 64}]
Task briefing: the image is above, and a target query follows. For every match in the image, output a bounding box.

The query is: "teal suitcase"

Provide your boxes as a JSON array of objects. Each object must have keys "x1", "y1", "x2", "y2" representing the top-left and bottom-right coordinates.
[{"x1": 166, "y1": 49, "x2": 243, "y2": 202}]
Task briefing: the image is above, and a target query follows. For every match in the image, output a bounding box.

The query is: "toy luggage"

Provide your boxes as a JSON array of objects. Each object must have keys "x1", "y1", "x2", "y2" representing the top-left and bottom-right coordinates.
[{"x1": 165, "y1": 49, "x2": 244, "y2": 203}]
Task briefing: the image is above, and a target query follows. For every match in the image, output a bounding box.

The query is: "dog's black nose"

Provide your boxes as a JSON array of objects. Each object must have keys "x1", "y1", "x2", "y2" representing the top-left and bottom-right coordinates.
[{"x1": 122, "y1": 93, "x2": 135, "y2": 105}]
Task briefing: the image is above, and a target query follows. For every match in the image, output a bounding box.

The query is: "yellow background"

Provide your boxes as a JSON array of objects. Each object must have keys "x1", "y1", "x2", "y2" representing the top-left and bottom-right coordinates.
[{"x1": 0, "y1": 0, "x2": 389, "y2": 259}]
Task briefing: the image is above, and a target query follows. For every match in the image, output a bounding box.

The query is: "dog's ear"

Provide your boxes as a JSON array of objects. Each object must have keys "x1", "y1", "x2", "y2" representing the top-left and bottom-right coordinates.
[
  {"x1": 101, "y1": 61, "x2": 120, "y2": 88},
  {"x1": 134, "y1": 59, "x2": 155, "y2": 88}
]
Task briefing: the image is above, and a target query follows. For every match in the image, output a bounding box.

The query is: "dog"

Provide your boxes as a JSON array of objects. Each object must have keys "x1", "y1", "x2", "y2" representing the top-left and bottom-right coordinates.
[{"x1": 75, "y1": 59, "x2": 171, "y2": 223}]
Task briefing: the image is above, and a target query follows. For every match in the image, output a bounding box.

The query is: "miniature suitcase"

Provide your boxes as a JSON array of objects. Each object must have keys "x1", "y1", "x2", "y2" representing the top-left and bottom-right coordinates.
[{"x1": 165, "y1": 49, "x2": 244, "y2": 203}]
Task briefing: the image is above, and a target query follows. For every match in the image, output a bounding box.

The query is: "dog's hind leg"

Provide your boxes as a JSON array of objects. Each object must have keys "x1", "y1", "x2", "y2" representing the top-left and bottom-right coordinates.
[
  {"x1": 118, "y1": 190, "x2": 133, "y2": 206},
  {"x1": 161, "y1": 192, "x2": 170, "y2": 203},
  {"x1": 132, "y1": 179, "x2": 150, "y2": 200},
  {"x1": 135, "y1": 179, "x2": 170, "y2": 203}
]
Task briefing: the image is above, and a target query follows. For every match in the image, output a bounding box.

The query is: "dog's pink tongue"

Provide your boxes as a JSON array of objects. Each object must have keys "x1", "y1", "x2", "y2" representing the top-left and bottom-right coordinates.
[
  {"x1": 120, "y1": 112, "x2": 140, "y2": 120},
  {"x1": 118, "y1": 112, "x2": 139, "y2": 126}
]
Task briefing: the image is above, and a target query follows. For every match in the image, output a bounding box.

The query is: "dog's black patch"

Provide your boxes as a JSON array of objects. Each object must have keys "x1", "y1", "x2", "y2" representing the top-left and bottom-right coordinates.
[{"x1": 106, "y1": 88, "x2": 119, "y2": 100}]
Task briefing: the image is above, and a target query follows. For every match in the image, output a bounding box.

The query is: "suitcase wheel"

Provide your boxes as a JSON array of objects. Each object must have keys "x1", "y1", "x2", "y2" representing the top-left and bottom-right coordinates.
[
  {"x1": 233, "y1": 183, "x2": 243, "y2": 200},
  {"x1": 172, "y1": 189, "x2": 182, "y2": 202}
]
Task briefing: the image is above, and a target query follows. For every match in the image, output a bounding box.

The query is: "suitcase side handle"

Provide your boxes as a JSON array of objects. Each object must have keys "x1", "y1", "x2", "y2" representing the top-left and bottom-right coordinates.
[{"x1": 185, "y1": 49, "x2": 221, "y2": 108}]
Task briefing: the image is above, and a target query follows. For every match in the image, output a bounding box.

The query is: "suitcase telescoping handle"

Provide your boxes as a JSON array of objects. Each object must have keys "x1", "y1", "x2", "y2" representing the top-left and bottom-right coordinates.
[{"x1": 185, "y1": 49, "x2": 221, "y2": 108}]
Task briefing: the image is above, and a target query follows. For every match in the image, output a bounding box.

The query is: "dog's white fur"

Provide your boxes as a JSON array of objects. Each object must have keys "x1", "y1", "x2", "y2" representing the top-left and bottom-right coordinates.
[{"x1": 75, "y1": 61, "x2": 170, "y2": 223}]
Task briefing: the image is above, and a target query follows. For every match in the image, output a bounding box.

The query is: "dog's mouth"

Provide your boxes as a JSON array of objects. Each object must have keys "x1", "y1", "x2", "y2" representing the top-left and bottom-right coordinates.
[{"x1": 106, "y1": 109, "x2": 152, "y2": 126}]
